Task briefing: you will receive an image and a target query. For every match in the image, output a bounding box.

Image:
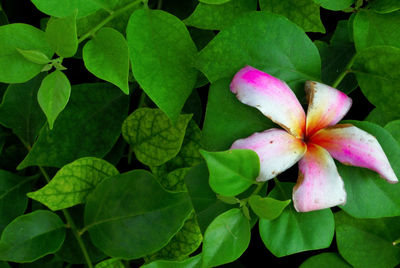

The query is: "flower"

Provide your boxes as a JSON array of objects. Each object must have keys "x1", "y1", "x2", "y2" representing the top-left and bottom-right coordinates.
[{"x1": 230, "y1": 66, "x2": 398, "y2": 212}]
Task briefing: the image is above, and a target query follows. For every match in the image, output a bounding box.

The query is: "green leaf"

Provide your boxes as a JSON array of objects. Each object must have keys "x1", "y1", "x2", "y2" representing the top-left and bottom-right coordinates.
[
  {"x1": 17, "y1": 48, "x2": 51, "y2": 64},
  {"x1": 260, "y1": 0, "x2": 325, "y2": 33},
  {"x1": 31, "y1": 0, "x2": 100, "y2": 18},
  {"x1": 259, "y1": 182, "x2": 334, "y2": 257},
  {"x1": 127, "y1": 9, "x2": 198, "y2": 121},
  {"x1": 199, "y1": 0, "x2": 232, "y2": 4},
  {"x1": 184, "y1": 163, "x2": 232, "y2": 233},
  {"x1": 146, "y1": 211, "x2": 202, "y2": 262},
  {"x1": 95, "y1": 258, "x2": 124, "y2": 268},
  {"x1": 45, "y1": 12, "x2": 78, "y2": 58},
  {"x1": 122, "y1": 108, "x2": 192, "y2": 167},
  {"x1": 161, "y1": 168, "x2": 190, "y2": 192},
  {"x1": 366, "y1": 108, "x2": 399, "y2": 127},
  {"x1": 196, "y1": 11, "x2": 321, "y2": 96},
  {"x1": 313, "y1": 0, "x2": 354, "y2": 10},
  {"x1": 142, "y1": 254, "x2": 202, "y2": 268},
  {"x1": 84, "y1": 170, "x2": 192, "y2": 259},
  {"x1": 353, "y1": 46, "x2": 400, "y2": 116},
  {"x1": 335, "y1": 211, "x2": 400, "y2": 268},
  {"x1": 202, "y1": 78, "x2": 274, "y2": 151},
  {"x1": 18, "y1": 83, "x2": 128, "y2": 169},
  {"x1": 0, "y1": 23, "x2": 53, "y2": 83},
  {"x1": 0, "y1": 210, "x2": 65, "y2": 262},
  {"x1": 200, "y1": 149, "x2": 259, "y2": 196},
  {"x1": 83, "y1": 27, "x2": 129, "y2": 94},
  {"x1": 249, "y1": 195, "x2": 290, "y2": 220},
  {"x1": 0, "y1": 75, "x2": 46, "y2": 145},
  {"x1": 300, "y1": 252, "x2": 351, "y2": 268},
  {"x1": 353, "y1": 10, "x2": 400, "y2": 51},
  {"x1": 385, "y1": 120, "x2": 400, "y2": 145},
  {"x1": 202, "y1": 208, "x2": 250, "y2": 267},
  {"x1": 37, "y1": 71, "x2": 71, "y2": 129},
  {"x1": 369, "y1": 0, "x2": 400, "y2": 13},
  {"x1": 338, "y1": 121, "x2": 400, "y2": 218},
  {"x1": 184, "y1": 0, "x2": 257, "y2": 30},
  {"x1": 0, "y1": 170, "x2": 35, "y2": 233},
  {"x1": 28, "y1": 157, "x2": 119, "y2": 210}
]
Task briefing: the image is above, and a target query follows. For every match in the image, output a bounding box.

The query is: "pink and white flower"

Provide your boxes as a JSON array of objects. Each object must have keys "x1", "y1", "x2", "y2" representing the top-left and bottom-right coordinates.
[{"x1": 230, "y1": 66, "x2": 398, "y2": 212}]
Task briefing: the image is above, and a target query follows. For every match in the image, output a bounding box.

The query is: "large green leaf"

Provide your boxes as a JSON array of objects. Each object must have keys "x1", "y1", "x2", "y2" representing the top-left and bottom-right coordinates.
[
  {"x1": 196, "y1": 11, "x2": 321, "y2": 96},
  {"x1": 0, "y1": 170, "x2": 35, "y2": 233},
  {"x1": 352, "y1": 46, "x2": 400, "y2": 116},
  {"x1": 184, "y1": 163, "x2": 232, "y2": 233},
  {"x1": 84, "y1": 170, "x2": 192, "y2": 259},
  {"x1": 200, "y1": 149, "x2": 259, "y2": 196},
  {"x1": 28, "y1": 157, "x2": 119, "y2": 210},
  {"x1": 127, "y1": 9, "x2": 198, "y2": 121},
  {"x1": 365, "y1": 108, "x2": 400, "y2": 126},
  {"x1": 146, "y1": 211, "x2": 202, "y2": 261},
  {"x1": 31, "y1": 0, "x2": 100, "y2": 18},
  {"x1": 313, "y1": 0, "x2": 354, "y2": 10},
  {"x1": 202, "y1": 208, "x2": 250, "y2": 267},
  {"x1": 0, "y1": 23, "x2": 53, "y2": 83},
  {"x1": 353, "y1": 10, "x2": 400, "y2": 51},
  {"x1": 338, "y1": 121, "x2": 400, "y2": 218},
  {"x1": 184, "y1": 0, "x2": 257, "y2": 30},
  {"x1": 0, "y1": 210, "x2": 65, "y2": 262},
  {"x1": 45, "y1": 12, "x2": 78, "y2": 58},
  {"x1": 260, "y1": 0, "x2": 325, "y2": 33},
  {"x1": 385, "y1": 120, "x2": 400, "y2": 145},
  {"x1": 201, "y1": 78, "x2": 274, "y2": 151},
  {"x1": 259, "y1": 182, "x2": 334, "y2": 257},
  {"x1": 142, "y1": 254, "x2": 202, "y2": 268},
  {"x1": 300, "y1": 252, "x2": 351, "y2": 268},
  {"x1": 18, "y1": 83, "x2": 128, "y2": 169},
  {"x1": 335, "y1": 211, "x2": 400, "y2": 268},
  {"x1": 369, "y1": 0, "x2": 400, "y2": 13},
  {"x1": 37, "y1": 71, "x2": 71, "y2": 129},
  {"x1": 83, "y1": 27, "x2": 129, "y2": 94},
  {"x1": 122, "y1": 108, "x2": 192, "y2": 167},
  {"x1": 0, "y1": 75, "x2": 46, "y2": 145}
]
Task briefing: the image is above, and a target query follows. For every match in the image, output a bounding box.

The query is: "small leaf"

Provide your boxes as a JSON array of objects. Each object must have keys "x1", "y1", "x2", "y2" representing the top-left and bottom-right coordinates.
[
  {"x1": 83, "y1": 27, "x2": 129, "y2": 94},
  {"x1": 95, "y1": 258, "x2": 124, "y2": 268},
  {"x1": 217, "y1": 195, "x2": 240, "y2": 204},
  {"x1": 184, "y1": 0, "x2": 257, "y2": 31},
  {"x1": 202, "y1": 208, "x2": 250, "y2": 267},
  {"x1": 142, "y1": 254, "x2": 202, "y2": 268},
  {"x1": 0, "y1": 23, "x2": 53, "y2": 83},
  {"x1": 259, "y1": 182, "x2": 334, "y2": 257},
  {"x1": 45, "y1": 12, "x2": 78, "y2": 58},
  {"x1": 28, "y1": 157, "x2": 119, "y2": 211},
  {"x1": 127, "y1": 9, "x2": 198, "y2": 121},
  {"x1": 0, "y1": 170, "x2": 35, "y2": 233},
  {"x1": 18, "y1": 83, "x2": 128, "y2": 169},
  {"x1": 161, "y1": 168, "x2": 190, "y2": 192},
  {"x1": 0, "y1": 210, "x2": 65, "y2": 262},
  {"x1": 37, "y1": 71, "x2": 71, "y2": 129},
  {"x1": 200, "y1": 149, "x2": 259, "y2": 196},
  {"x1": 122, "y1": 108, "x2": 192, "y2": 167},
  {"x1": 335, "y1": 211, "x2": 400, "y2": 268},
  {"x1": 249, "y1": 195, "x2": 290, "y2": 220},
  {"x1": 0, "y1": 74, "x2": 46, "y2": 145},
  {"x1": 84, "y1": 170, "x2": 192, "y2": 259},
  {"x1": 300, "y1": 252, "x2": 351, "y2": 268},
  {"x1": 260, "y1": 0, "x2": 325, "y2": 33},
  {"x1": 313, "y1": 0, "x2": 354, "y2": 11},
  {"x1": 16, "y1": 48, "x2": 50, "y2": 64}
]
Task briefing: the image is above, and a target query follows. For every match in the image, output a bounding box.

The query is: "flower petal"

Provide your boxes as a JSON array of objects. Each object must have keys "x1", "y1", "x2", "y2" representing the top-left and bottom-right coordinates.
[
  {"x1": 293, "y1": 143, "x2": 346, "y2": 212},
  {"x1": 305, "y1": 81, "x2": 352, "y2": 136},
  {"x1": 310, "y1": 124, "x2": 398, "y2": 183},
  {"x1": 231, "y1": 128, "x2": 306, "y2": 181},
  {"x1": 230, "y1": 66, "x2": 306, "y2": 139}
]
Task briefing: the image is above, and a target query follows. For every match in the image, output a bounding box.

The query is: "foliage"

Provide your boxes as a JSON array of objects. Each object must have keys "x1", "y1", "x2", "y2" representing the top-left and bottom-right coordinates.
[{"x1": 0, "y1": 0, "x2": 399, "y2": 267}]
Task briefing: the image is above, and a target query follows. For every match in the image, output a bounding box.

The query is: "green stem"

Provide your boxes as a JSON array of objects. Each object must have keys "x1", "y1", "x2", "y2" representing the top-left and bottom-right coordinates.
[
  {"x1": 393, "y1": 238, "x2": 400, "y2": 246},
  {"x1": 251, "y1": 182, "x2": 265, "y2": 196},
  {"x1": 20, "y1": 140, "x2": 93, "y2": 268},
  {"x1": 331, "y1": 53, "x2": 356, "y2": 88},
  {"x1": 77, "y1": 0, "x2": 143, "y2": 44}
]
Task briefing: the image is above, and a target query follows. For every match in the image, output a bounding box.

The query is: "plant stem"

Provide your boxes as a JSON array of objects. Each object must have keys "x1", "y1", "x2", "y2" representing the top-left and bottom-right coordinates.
[
  {"x1": 331, "y1": 53, "x2": 356, "y2": 88},
  {"x1": 20, "y1": 140, "x2": 93, "y2": 268},
  {"x1": 251, "y1": 182, "x2": 265, "y2": 196},
  {"x1": 393, "y1": 238, "x2": 400, "y2": 246},
  {"x1": 77, "y1": 0, "x2": 143, "y2": 44}
]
